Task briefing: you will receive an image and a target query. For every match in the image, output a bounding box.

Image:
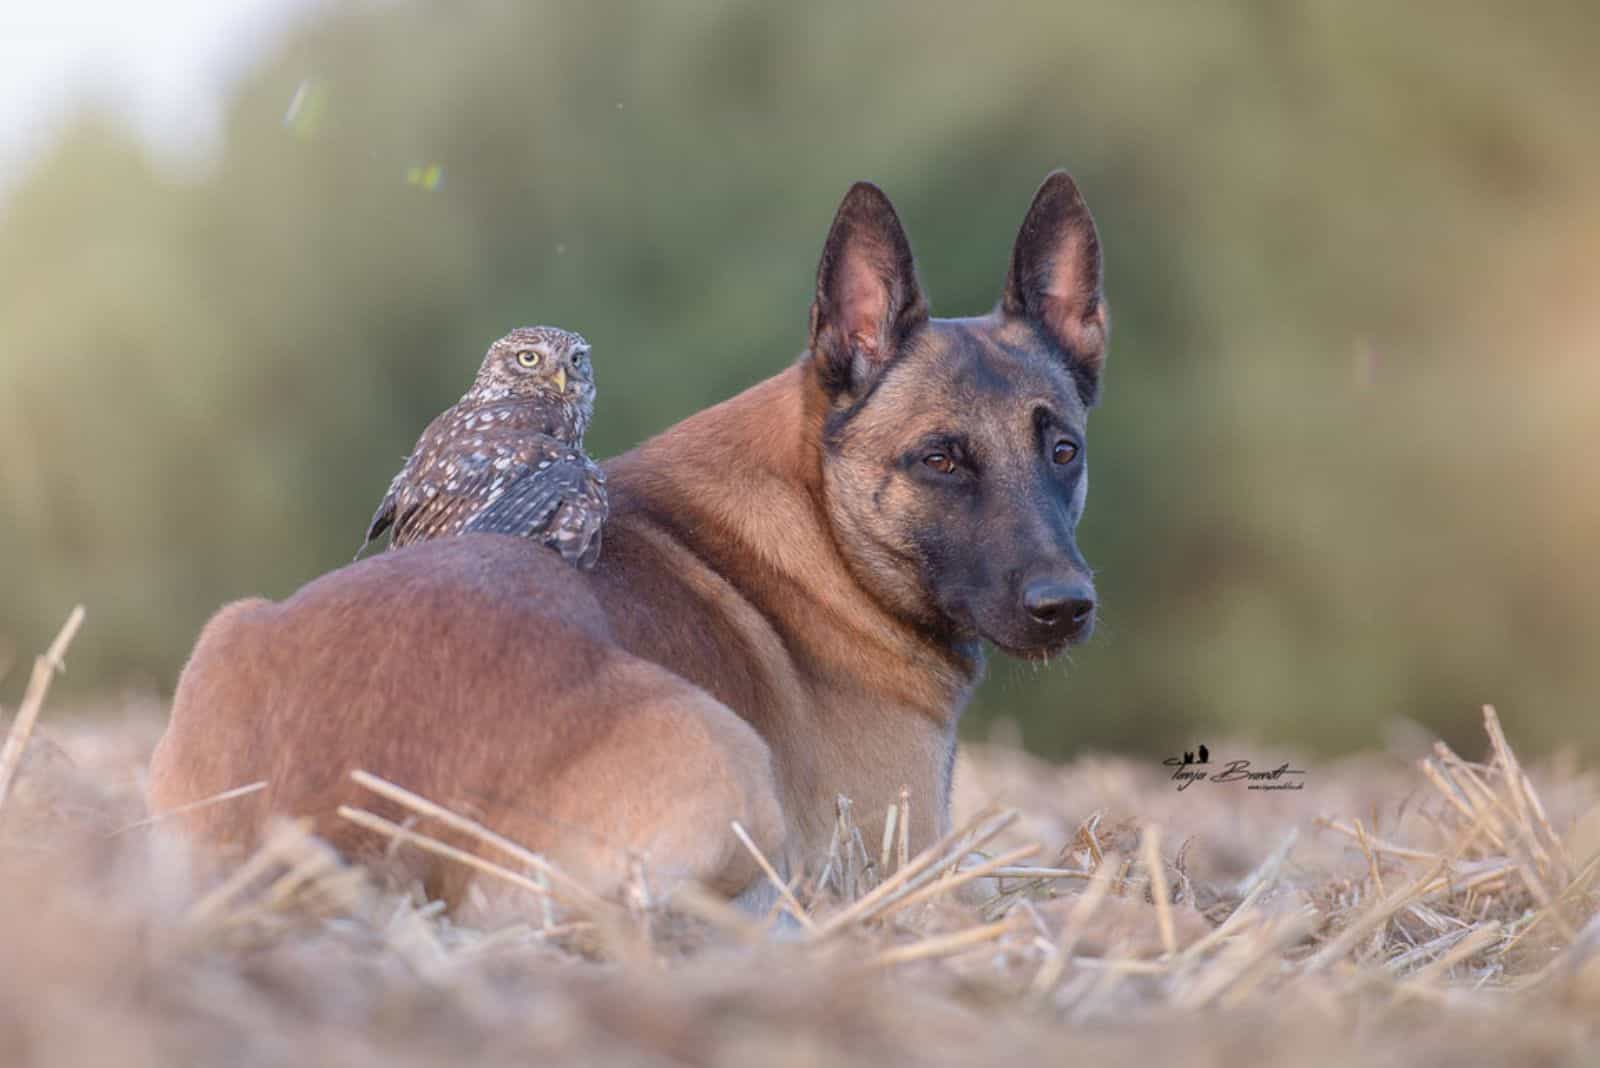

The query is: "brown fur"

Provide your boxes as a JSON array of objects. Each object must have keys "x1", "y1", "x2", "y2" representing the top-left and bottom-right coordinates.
[{"x1": 147, "y1": 172, "x2": 1110, "y2": 909}]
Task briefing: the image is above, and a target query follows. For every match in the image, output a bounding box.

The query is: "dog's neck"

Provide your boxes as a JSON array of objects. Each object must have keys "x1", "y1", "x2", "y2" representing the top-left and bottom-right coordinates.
[{"x1": 607, "y1": 361, "x2": 983, "y2": 722}]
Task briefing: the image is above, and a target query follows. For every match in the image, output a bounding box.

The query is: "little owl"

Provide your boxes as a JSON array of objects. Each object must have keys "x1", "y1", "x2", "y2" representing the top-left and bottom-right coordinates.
[{"x1": 359, "y1": 326, "x2": 607, "y2": 568}]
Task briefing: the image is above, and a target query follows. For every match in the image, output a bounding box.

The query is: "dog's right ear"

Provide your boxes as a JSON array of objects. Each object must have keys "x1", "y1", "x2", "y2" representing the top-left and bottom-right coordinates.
[{"x1": 808, "y1": 182, "x2": 929, "y2": 404}]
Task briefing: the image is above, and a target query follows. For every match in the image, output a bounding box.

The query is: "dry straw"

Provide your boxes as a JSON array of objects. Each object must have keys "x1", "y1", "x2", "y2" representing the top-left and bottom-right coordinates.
[
  {"x1": 0, "y1": 605, "x2": 84, "y2": 813},
  {"x1": 3, "y1": 612, "x2": 1599, "y2": 1064},
  {"x1": 116, "y1": 704, "x2": 1600, "y2": 1003}
]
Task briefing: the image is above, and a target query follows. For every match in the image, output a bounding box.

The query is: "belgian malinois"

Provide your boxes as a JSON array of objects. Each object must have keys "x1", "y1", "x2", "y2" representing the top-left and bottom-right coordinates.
[{"x1": 147, "y1": 171, "x2": 1109, "y2": 912}]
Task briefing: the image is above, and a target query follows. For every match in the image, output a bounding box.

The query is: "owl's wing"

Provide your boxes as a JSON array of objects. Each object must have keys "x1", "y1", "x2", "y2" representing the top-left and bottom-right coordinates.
[
  {"x1": 385, "y1": 429, "x2": 572, "y2": 548},
  {"x1": 551, "y1": 460, "x2": 607, "y2": 569},
  {"x1": 387, "y1": 460, "x2": 499, "y2": 547},
  {"x1": 364, "y1": 496, "x2": 395, "y2": 544},
  {"x1": 464, "y1": 455, "x2": 608, "y2": 569},
  {"x1": 360, "y1": 405, "x2": 461, "y2": 554},
  {"x1": 355, "y1": 467, "x2": 408, "y2": 560},
  {"x1": 355, "y1": 496, "x2": 394, "y2": 561}
]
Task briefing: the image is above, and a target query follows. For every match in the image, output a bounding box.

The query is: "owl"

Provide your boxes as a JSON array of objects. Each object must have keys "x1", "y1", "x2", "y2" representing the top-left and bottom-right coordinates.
[{"x1": 358, "y1": 326, "x2": 607, "y2": 568}]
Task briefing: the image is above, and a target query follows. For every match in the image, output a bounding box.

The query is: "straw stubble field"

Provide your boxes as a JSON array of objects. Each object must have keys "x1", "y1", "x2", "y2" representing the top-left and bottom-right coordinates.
[{"x1": 1, "y1": 619, "x2": 1599, "y2": 1065}]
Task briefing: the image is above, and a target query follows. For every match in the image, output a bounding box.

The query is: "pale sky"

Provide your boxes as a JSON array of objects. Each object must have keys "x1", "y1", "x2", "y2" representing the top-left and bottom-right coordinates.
[{"x1": 0, "y1": 0, "x2": 324, "y2": 195}]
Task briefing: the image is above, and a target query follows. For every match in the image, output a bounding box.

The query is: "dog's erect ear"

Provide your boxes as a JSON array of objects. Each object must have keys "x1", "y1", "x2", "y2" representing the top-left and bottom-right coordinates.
[
  {"x1": 1001, "y1": 171, "x2": 1109, "y2": 406},
  {"x1": 808, "y1": 182, "x2": 929, "y2": 403}
]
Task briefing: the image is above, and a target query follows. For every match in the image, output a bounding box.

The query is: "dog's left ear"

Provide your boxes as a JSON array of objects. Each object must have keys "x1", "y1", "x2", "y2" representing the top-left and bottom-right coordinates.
[
  {"x1": 1001, "y1": 170, "x2": 1109, "y2": 406},
  {"x1": 809, "y1": 182, "x2": 929, "y2": 404}
]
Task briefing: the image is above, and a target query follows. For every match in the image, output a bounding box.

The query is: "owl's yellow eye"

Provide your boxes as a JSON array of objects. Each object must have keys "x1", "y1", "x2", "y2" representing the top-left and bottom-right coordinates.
[{"x1": 516, "y1": 350, "x2": 541, "y2": 368}]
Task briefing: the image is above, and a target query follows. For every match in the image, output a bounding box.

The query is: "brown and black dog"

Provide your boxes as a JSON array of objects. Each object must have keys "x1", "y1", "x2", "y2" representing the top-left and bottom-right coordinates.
[{"x1": 147, "y1": 171, "x2": 1110, "y2": 911}]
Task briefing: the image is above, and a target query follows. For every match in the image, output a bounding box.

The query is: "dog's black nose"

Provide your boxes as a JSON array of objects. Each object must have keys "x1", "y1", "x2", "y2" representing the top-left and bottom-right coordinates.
[{"x1": 1021, "y1": 577, "x2": 1096, "y2": 629}]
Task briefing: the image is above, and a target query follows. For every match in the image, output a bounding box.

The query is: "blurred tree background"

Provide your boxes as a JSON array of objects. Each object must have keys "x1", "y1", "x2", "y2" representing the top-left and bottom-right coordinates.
[{"x1": 3, "y1": 0, "x2": 1598, "y2": 759}]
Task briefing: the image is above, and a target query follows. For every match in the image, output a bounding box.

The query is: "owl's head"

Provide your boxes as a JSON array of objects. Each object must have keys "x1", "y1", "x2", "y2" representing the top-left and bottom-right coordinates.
[{"x1": 472, "y1": 326, "x2": 596, "y2": 426}]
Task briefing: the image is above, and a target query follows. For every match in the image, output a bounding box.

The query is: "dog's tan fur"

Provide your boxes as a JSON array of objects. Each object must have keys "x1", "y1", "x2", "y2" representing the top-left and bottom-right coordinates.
[{"x1": 148, "y1": 172, "x2": 1109, "y2": 908}]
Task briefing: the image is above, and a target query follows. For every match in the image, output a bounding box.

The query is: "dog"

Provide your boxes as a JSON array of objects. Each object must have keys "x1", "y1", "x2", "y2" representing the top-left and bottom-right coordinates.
[{"x1": 146, "y1": 170, "x2": 1110, "y2": 913}]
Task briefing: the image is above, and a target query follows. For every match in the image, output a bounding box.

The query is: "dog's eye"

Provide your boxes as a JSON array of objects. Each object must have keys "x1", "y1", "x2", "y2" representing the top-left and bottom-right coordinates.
[
  {"x1": 1052, "y1": 440, "x2": 1079, "y2": 465},
  {"x1": 923, "y1": 452, "x2": 956, "y2": 475}
]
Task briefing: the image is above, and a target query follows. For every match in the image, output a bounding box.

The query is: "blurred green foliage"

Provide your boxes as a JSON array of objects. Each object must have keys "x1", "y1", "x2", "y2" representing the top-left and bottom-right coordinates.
[{"x1": 4, "y1": 1, "x2": 1599, "y2": 758}]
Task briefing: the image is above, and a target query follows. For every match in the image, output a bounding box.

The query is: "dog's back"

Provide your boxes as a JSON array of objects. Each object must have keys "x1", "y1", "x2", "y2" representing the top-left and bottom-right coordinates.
[{"x1": 149, "y1": 533, "x2": 785, "y2": 902}]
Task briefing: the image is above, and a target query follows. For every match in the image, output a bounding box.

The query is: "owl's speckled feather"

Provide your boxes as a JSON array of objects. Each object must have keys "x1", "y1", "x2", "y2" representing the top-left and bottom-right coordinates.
[{"x1": 359, "y1": 327, "x2": 608, "y2": 568}]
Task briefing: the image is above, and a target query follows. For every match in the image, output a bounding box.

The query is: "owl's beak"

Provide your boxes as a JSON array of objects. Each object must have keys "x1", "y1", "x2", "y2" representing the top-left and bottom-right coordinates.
[{"x1": 552, "y1": 367, "x2": 568, "y2": 394}]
